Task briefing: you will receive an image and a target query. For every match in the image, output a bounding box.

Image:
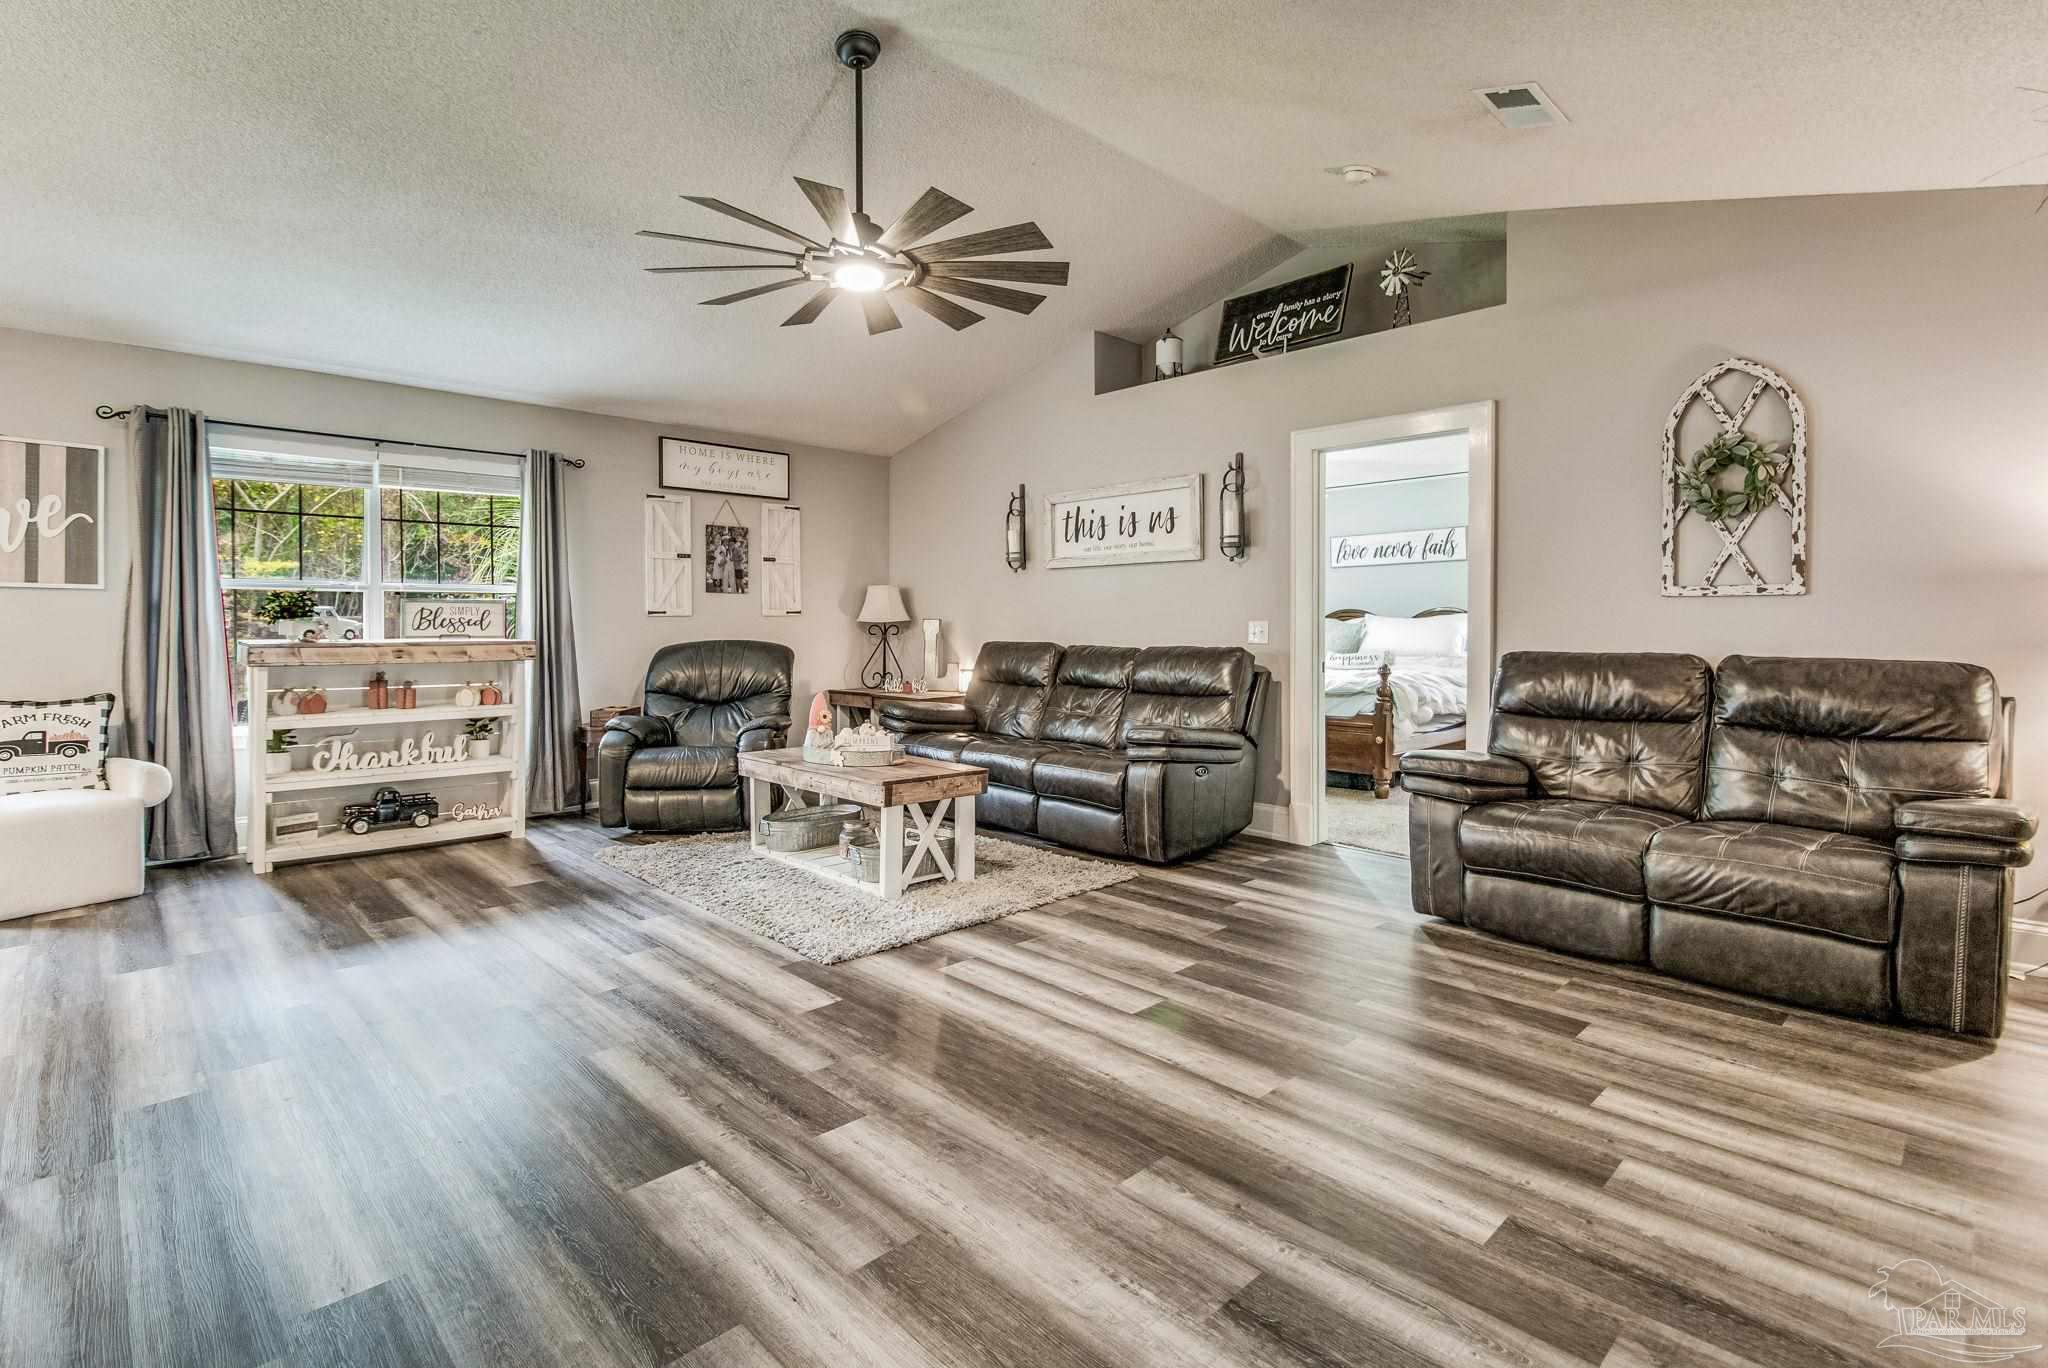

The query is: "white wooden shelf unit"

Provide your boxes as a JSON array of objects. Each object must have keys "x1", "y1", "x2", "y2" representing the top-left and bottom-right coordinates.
[{"x1": 242, "y1": 638, "x2": 536, "y2": 873}]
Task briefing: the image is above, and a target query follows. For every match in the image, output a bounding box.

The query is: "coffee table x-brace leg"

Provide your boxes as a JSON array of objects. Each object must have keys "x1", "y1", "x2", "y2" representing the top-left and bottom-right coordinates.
[{"x1": 880, "y1": 796, "x2": 977, "y2": 899}]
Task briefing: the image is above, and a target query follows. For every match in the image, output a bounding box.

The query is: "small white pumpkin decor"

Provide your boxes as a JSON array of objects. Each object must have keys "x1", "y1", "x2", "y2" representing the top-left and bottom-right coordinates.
[{"x1": 1660, "y1": 356, "x2": 1807, "y2": 597}]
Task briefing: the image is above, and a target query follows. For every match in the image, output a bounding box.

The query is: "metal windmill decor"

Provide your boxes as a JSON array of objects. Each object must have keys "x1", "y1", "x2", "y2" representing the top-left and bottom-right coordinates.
[
  {"x1": 1379, "y1": 249, "x2": 1430, "y2": 327},
  {"x1": 1660, "y1": 356, "x2": 1808, "y2": 597},
  {"x1": 637, "y1": 30, "x2": 1070, "y2": 335}
]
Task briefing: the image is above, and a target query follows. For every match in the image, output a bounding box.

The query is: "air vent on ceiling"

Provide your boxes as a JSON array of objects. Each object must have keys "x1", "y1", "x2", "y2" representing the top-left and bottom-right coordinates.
[{"x1": 1474, "y1": 82, "x2": 1567, "y2": 129}]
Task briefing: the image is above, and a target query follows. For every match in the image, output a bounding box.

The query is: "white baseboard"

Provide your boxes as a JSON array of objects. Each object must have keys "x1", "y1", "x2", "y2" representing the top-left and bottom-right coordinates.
[{"x1": 1247, "y1": 801, "x2": 1296, "y2": 842}]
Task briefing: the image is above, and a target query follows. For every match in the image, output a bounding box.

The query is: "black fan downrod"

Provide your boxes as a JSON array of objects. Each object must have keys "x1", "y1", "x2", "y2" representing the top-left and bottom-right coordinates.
[{"x1": 837, "y1": 30, "x2": 883, "y2": 242}]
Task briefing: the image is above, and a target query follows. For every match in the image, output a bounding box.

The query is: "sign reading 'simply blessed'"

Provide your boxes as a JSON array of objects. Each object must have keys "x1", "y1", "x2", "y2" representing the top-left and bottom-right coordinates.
[
  {"x1": 658, "y1": 437, "x2": 790, "y2": 501},
  {"x1": 1214, "y1": 264, "x2": 1352, "y2": 366},
  {"x1": 1045, "y1": 475, "x2": 1205, "y2": 569},
  {"x1": 399, "y1": 599, "x2": 508, "y2": 638},
  {"x1": 1331, "y1": 525, "x2": 1468, "y2": 569}
]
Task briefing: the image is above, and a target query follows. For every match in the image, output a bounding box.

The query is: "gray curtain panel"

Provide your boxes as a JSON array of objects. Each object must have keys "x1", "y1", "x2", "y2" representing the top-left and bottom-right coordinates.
[
  {"x1": 525, "y1": 449, "x2": 585, "y2": 814},
  {"x1": 119, "y1": 407, "x2": 235, "y2": 862}
]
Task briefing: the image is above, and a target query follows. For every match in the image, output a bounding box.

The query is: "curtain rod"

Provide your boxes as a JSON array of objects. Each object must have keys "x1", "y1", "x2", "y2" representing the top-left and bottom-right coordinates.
[{"x1": 92, "y1": 406, "x2": 585, "y2": 467}]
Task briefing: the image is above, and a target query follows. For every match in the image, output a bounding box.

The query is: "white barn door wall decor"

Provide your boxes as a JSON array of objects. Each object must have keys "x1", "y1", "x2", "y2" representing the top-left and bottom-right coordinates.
[
  {"x1": 644, "y1": 493, "x2": 694, "y2": 616},
  {"x1": 760, "y1": 504, "x2": 802, "y2": 616},
  {"x1": 1660, "y1": 356, "x2": 1807, "y2": 596}
]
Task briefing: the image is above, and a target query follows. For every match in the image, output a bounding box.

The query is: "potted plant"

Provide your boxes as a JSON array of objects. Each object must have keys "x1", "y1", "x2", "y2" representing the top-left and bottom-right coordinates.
[
  {"x1": 254, "y1": 588, "x2": 319, "y2": 642},
  {"x1": 264, "y1": 730, "x2": 296, "y2": 776},
  {"x1": 464, "y1": 717, "x2": 498, "y2": 758}
]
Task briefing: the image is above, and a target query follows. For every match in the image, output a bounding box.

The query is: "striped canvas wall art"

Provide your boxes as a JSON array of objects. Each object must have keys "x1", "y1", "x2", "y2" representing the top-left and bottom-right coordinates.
[{"x1": 0, "y1": 437, "x2": 104, "y2": 589}]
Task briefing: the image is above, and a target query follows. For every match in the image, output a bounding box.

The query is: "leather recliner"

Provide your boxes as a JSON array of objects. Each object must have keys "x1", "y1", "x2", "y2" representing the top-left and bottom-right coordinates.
[
  {"x1": 1403, "y1": 651, "x2": 2037, "y2": 1037},
  {"x1": 877, "y1": 642, "x2": 1270, "y2": 863},
  {"x1": 598, "y1": 640, "x2": 793, "y2": 833}
]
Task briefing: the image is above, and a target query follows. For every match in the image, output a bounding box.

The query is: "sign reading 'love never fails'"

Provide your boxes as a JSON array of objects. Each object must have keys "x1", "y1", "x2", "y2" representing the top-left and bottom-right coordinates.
[
  {"x1": 1330, "y1": 525, "x2": 1467, "y2": 568},
  {"x1": 0, "y1": 437, "x2": 103, "y2": 589}
]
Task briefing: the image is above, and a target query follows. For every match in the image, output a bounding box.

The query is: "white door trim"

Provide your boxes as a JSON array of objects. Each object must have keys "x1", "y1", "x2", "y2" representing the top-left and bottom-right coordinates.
[{"x1": 1287, "y1": 401, "x2": 1497, "y2": 846}]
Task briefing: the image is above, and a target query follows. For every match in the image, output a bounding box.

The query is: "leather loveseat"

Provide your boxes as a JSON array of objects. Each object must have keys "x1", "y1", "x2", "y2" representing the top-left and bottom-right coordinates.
[
  {"x1": 598, "y1": 640, "x2": 792, "y2": 833},
  {"x1": 878, "y1": 642, "x2": 1270, "y2": 863},
  {"x1": 1403, "y1": 652, "x2": 2036, "y2": 1036}
]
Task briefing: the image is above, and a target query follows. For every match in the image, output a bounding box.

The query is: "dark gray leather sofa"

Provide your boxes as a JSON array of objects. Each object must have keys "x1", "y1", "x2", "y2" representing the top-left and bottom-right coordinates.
[
  {"x1": 1404, "y1": 651, "x2": 2036, "y2": 1036},
  {"x1": 598, "y1": 640, "x2": 792, "y2": 833},
  {"x1": 878, "y1": 642, "x2": 1270, "y2": 863}
]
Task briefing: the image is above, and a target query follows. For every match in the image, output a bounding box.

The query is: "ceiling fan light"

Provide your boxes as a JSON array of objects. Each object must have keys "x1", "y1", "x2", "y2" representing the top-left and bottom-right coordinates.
[{"x1": 832, "y1": 261, "x2": 887, "y2": 293}]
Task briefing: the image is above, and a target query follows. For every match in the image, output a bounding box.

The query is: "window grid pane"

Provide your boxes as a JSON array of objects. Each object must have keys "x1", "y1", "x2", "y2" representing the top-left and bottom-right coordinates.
[{"x1": 210, "y1": 456, "x2": 524, "y2": 714}]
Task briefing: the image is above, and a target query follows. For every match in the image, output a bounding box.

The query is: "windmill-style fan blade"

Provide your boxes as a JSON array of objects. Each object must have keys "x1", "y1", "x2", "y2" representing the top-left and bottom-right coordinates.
[
  {"x1": 920, "y1": 276, "x2": 1046, "y2": 315},
  {"x1": 898, "y1": 287, "x2": 984, "y2": 331},
  {"x1": 700, "y1": 277, "x2": 813, "y2": 306},
  {"x1": 781, "y1": 285, "x2": 839, "y2": 326},
  {"x1": 646, "y1": 264, "x2": 800, "y2": 274},
  {"x1": 926, "y1": 260, "x2": 1070, "y2": 286},
  {"x1": 908, "y1": 222, "x2": 1052, "y2": 261},
  {"x1": 681, "y1": 196, "x2": 823, "y2": 250},
  {"x1": 636, "y1": 229, "x2": 803, "y2": 259},
  {"x1": 860, "y1": 292, "x2": 902, "y2": 335},
  {"x1": 794, "y1": 178, "x2": 853, "y2": 242},
  {"x1": 877, "y1": 187, "x2": 973, "y2": 253}
]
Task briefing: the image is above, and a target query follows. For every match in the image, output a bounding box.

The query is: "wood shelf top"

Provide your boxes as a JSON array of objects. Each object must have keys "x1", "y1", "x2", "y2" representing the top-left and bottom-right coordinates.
[{"x1": 242, "y1": 639, "x2": 537, "y2": 666}]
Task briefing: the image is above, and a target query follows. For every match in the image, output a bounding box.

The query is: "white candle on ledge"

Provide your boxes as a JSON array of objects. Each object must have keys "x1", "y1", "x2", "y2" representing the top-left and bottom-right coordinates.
[{"x1": 1155, "y1": 329, "x2": 1183, "y2": 377}]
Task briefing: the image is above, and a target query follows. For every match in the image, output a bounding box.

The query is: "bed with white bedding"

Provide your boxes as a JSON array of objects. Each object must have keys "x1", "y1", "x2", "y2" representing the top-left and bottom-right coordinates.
[{"x1": 1323, "y1": 608, "x2": 1468, "y2": 797}]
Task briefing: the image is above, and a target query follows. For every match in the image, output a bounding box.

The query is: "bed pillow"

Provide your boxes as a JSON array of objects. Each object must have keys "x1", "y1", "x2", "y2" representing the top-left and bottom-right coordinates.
[
  {"x1": 1360, "y1": 613, "x2": 1466, "y2": 657},
  {"x1": 1323, "y1": 617, "x2": 1367, "y2": 654},
  {"x1": 0, "y1": 694, "x2": 115, "y2": 796}
]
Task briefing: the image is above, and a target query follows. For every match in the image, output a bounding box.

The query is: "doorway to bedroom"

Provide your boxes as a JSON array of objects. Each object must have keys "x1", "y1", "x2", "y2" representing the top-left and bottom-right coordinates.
[{"x1": 1288, "y1": 402, "x2": 1496, "y2": 856}]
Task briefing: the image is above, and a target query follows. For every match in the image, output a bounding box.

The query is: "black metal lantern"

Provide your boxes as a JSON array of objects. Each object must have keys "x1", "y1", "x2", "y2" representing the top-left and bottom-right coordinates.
[
  {"x1": 1004, "y1": 483, "x2": 1026, "y2": 572},
  {"x1": 1219, "y1": 452, "x2": 1247, "y2": 562}
]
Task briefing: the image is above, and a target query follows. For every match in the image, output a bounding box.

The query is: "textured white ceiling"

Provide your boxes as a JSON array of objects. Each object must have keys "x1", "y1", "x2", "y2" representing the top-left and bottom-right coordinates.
[{"x1": 4, "y1": 1, "x2": 2043, "y2": 454}]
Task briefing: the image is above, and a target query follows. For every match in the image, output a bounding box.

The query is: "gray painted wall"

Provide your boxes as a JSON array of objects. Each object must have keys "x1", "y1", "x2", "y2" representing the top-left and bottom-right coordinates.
[
  {"x1": 889, "y1": 186, "x2": 2048, "y2": 901},
  {"x1": 1325, "y1": 474, "x2": 1470, "y2": 619},
  {"x1": 0, "y1": 326, "x2": 891, "y2": 718}
]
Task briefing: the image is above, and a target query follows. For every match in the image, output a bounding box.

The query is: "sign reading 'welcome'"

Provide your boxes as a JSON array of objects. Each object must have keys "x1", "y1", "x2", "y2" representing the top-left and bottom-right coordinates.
[{"x1": 1214, "y1": 264, "x2": 1352, "y2": 365}]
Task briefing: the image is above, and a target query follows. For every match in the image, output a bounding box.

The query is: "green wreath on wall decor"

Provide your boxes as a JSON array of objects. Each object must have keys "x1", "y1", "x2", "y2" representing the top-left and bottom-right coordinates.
[{"x1": 1674, "y1": 430, "x2": 1785, "y2": 521}]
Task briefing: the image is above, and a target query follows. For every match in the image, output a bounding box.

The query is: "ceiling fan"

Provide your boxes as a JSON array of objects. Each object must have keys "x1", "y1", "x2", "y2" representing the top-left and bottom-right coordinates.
[{"x1": 638, "y1": 29, "x2": 1070, "y2": 335}]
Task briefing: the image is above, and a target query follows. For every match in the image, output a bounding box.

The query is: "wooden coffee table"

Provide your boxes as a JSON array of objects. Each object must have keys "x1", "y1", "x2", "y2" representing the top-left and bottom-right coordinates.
[{"x1": 737, "y1": 748, "x2": 988, "y2": 899}]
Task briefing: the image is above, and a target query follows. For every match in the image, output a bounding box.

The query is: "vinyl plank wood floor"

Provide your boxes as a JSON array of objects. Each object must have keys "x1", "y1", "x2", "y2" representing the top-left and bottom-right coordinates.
[{"x1": 3, "y1": 816, "x2": 2045, "y2": 1367}]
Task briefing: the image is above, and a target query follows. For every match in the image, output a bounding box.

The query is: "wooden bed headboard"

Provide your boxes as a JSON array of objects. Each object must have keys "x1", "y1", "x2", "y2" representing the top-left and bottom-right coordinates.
[{"x1": 1326, "y1": 607, "x2": 1466, "y2": 621}]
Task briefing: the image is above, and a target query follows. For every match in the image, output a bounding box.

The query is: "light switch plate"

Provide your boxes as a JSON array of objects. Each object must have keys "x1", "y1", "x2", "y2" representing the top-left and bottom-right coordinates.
[{"x1": 1247, "y1": 620, "x2": 1269, "y2": 645}]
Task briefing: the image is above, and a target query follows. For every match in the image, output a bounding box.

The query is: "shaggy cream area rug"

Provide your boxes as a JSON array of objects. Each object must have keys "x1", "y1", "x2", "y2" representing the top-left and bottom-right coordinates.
[
  {"x1": 1324, "y1": 784, "x2": 1410, "y2": 857},
  {"x1": 597, "y1": 833, "x2": 1137, "y2": 963}
]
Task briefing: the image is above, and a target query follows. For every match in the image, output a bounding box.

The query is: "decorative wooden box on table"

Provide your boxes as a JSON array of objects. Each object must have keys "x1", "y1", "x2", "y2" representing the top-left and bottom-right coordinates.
[{"x1": 241, "y1": 638, "x2": 536, "y2": 873}]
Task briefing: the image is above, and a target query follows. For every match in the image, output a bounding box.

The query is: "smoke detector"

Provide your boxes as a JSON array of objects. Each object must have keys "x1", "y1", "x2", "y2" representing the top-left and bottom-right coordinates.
[
  {"x1": 1324, "y1": 163, "x2": 1382, "y2": 185},
  {"x1": 1474, "y1": 82, "x2": 1567, "y2": 129}
]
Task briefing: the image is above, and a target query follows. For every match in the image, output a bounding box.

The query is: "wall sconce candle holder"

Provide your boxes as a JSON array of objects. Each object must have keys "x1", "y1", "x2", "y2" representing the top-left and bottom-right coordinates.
[
  {"x1": 1219, "y1": 452, "x2": 1248, "y2": 562},
  {"x1": 1004, "y1": 483, "x2": 1027, "y2": 572}
]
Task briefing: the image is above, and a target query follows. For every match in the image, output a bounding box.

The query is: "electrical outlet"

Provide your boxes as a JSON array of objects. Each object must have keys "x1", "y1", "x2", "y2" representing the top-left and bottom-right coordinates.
[{"x1": 1247, "y1": 620, "x2": 1269, "y2": 645}]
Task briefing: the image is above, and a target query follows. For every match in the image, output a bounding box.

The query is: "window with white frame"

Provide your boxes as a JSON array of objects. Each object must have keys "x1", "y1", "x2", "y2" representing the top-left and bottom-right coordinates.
[{"x1": 208, "y1": 425, "x2": 524, "y2": 719}]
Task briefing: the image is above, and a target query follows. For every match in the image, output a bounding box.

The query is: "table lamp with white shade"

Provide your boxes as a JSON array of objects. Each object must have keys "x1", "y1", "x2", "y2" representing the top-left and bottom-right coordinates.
[{"x1": 857, "y1": 584, "x2": 910, "y2": 689}]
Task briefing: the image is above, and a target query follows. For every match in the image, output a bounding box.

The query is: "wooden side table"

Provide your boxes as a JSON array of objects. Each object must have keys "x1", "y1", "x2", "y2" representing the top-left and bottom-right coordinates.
[
  {"x1": 827, "y1": 687, "x2": 965, "y2": 730},
  {"x1": 586, "y1": 705, "x2": 639, "y2": 802}
]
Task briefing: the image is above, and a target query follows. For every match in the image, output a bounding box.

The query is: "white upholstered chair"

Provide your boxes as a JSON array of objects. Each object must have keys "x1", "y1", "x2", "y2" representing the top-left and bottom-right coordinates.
[{"x1": 0, "y1": 758, "x2": 175, "y2": 921}]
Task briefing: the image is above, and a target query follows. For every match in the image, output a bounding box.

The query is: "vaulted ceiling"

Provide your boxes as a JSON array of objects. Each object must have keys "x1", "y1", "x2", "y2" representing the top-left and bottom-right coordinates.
[{"x1": 4, "y1": 1, "x2": 2042, "y2": 454}]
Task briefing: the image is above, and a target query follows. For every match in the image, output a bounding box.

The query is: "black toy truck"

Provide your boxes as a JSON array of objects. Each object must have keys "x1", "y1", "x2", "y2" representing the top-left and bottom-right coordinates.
[{"x1": 341, "y1": 787, "x2": 439, "y2": 835}]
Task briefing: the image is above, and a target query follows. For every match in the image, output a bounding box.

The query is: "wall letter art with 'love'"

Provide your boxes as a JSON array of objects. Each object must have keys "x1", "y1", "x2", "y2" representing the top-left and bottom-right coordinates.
[{"x1": 0, "y1": 438, "x2": 103, "y2": 589}]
